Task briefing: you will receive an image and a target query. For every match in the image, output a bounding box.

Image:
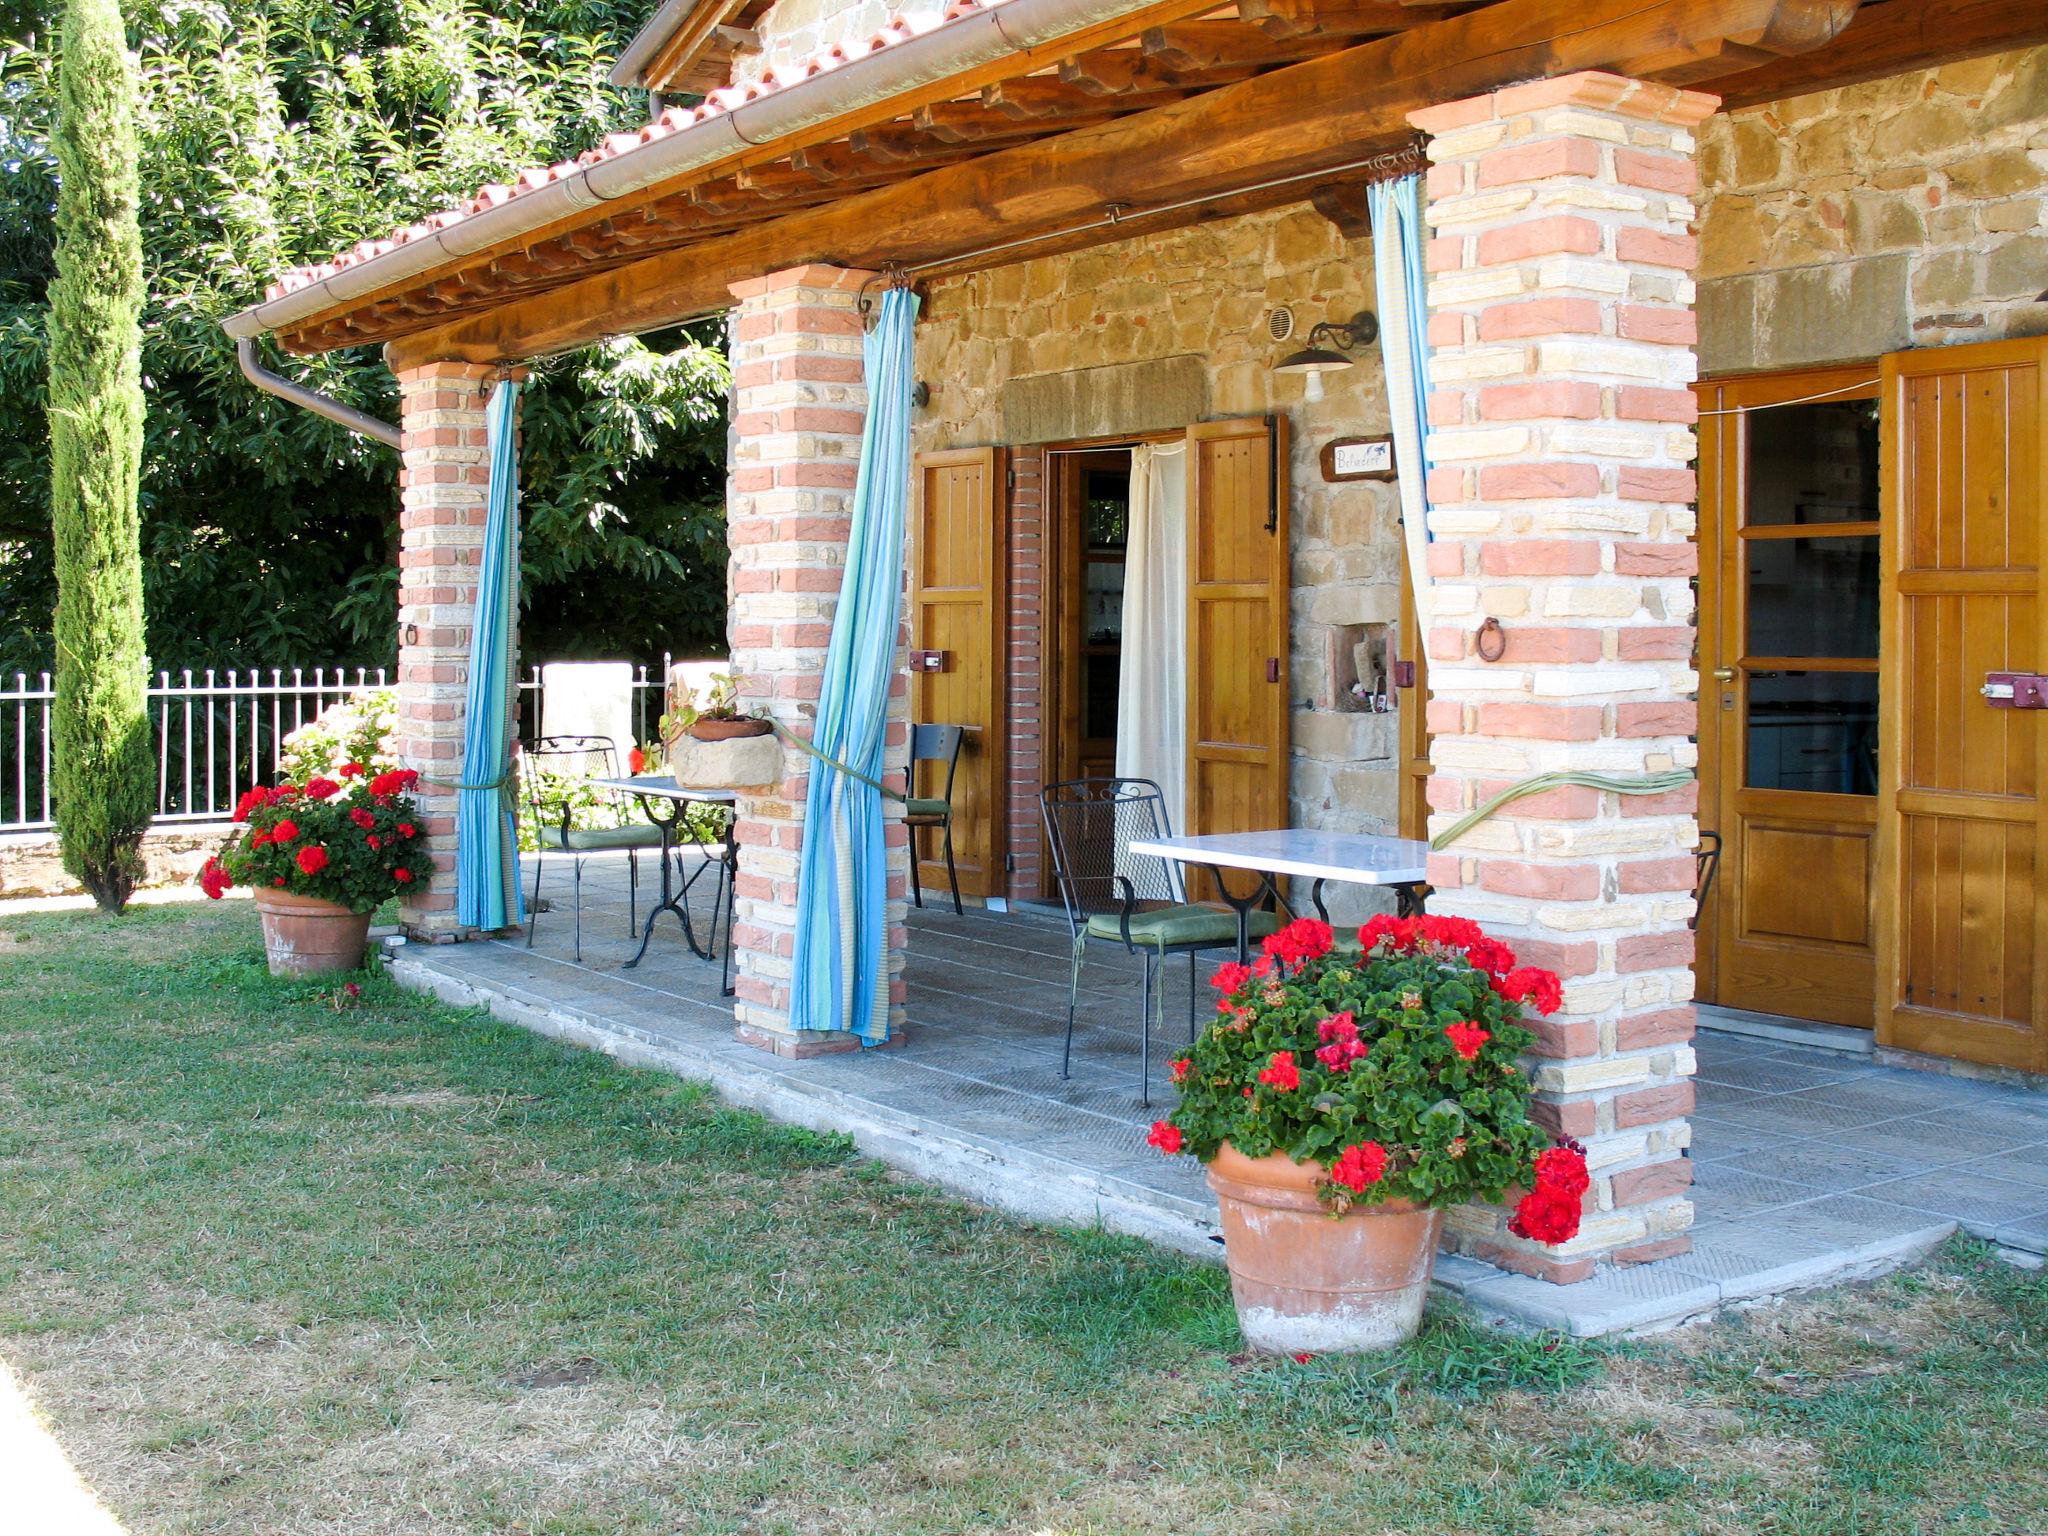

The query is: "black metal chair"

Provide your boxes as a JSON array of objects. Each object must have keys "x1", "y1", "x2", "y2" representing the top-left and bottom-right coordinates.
[
  {"x1": 523, "y1": 735, "x2": 663, "y2": 962},
  {"x1": 1040, "y1": 777, "x2": 1281, "y2": 1105},
  {"x1": 905, "y1": 723, "x2": 965, "y2": 916}
]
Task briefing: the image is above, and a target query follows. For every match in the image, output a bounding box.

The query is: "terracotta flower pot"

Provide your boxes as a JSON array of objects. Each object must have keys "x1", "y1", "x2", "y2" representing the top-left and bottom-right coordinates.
[
  {"x1": 1206, "y1": 1141, "x2": 1443, "y2": 1354},
  {"x1": 252, "y1": 888, "x2": 372, "y2": 978},
  {"x1": 688, "y1": 716, "x2": 773, "y2": 742}
]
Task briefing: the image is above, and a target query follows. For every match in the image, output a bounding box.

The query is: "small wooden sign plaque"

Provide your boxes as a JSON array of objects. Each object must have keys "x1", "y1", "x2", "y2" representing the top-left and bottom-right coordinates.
[{"x1": 1320, "y1": 435, "x2": 1397, "y2": 482}]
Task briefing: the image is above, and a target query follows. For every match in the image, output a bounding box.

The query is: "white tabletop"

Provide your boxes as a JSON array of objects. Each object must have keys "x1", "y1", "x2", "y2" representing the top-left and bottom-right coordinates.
[
  {"x1": 591, "y1": 775, "x2": 738, "y2": 804},
  {"x1": 1128, "y1": 829, "x2": 1430, "y2": 886}
]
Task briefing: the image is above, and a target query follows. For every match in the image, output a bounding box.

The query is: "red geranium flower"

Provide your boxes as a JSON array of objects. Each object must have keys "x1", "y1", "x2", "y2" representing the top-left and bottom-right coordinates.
[
  {"x1": 350, "y1": 807, "x2": 376, "y2": 829},
  {"x1": 1330, "y1": 1141, "x2": 1388, "y2": 1192},
  {"x1": 197, "y1": 857, "x2": 229, "y2": 900},
  {"x1": 366, "y1": 834, "x2": 381, "y2": 850},
  {"x1": 338, "y1": 762, "x2": 365, "y2": 778},
  {"x1": 1498, "y1": 966, "x2": 1564, "y2": 1016},
  {"x1": 1444, "y1": 1021, "x2": 1490, "y2": 1061},
  {"x1": 1146, "y1": 1120, "x2": 1183, "y2": 1155},
  {"x1": 269, "y1": 818, "x2": 299, "y2": 844},
  {"x1": 272, "y1": 876, "x2": 287, "y2": 886},
  {"x1": 232, "y1": 787, "x2": 270, "y2": 823},
  {"x1": 1256, "y1": 1050, "x2": 1300, "y2": 1092},
  {"x1": 1169, "y1": 1057, "x2": 1191, "y2": 1085},
  {"x1": 1261, "y1": 917, "x2": 1334, "y2": 969},
  {"x1": 295, "y1": 844, "x2": 329, "y2": 876},
  {"x1": 1510, "y1": 1143, "x2": 1590, "y2": 1245},
  {"x1": 393, "y1": 868, "x2": 413, "y2": 884},
  {"x1": 397, "y1": 823, "x2": 417, "y2": 840},
  {"x1": 628, "y1": 747, "x2": 647, "y2": 774},
  {"x1": 1209, "y1": 961, "x2": 1252, "y2": 995},
  {"x1": 304, "y1": 777, "x2": 340, "y2": 800},
  {"x1": 250, "y1": 829, "x2": 271, "y2": 848}
]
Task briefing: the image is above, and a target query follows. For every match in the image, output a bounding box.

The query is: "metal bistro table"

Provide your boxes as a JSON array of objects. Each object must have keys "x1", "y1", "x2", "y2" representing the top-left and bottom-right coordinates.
[
  {"x1": 1126, "y1": 828, "x2": 1432, "y2": 963},
  {"x1": 593, "y1": 775, "x2": 739, "y2": 992}
]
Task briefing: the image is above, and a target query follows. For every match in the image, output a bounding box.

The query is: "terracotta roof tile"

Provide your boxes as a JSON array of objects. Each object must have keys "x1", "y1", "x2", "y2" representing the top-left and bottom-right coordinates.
[{"x1": 265, "y1": 0, "x2": 1022, "y2": 299}]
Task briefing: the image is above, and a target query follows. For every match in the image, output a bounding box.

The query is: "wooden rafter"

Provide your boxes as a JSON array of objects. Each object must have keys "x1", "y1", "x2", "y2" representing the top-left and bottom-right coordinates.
[{"x1": 364, "y1": 0, "x2": 1858, "y2": 365}]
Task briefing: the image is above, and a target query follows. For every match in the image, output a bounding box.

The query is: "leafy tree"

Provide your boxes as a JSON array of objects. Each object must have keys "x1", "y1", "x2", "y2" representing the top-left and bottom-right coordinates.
[
  {"x1": 47, "y1": 0, "x2": 151, "y2": 909},
  {"x1": 0, "y1": 0, "x2": 730, "y2": 679}
]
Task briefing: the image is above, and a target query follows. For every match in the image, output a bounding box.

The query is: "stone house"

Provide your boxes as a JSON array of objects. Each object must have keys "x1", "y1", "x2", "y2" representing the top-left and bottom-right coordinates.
[{"x1": 223, "y1": 0, "x2": 2048, "y2": 1283}]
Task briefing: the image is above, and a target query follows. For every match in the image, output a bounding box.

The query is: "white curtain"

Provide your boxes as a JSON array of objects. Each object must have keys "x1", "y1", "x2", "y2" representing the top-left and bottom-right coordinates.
[{"x1": 1116, "y1": 441, "x2": 1189, "y2": 841}]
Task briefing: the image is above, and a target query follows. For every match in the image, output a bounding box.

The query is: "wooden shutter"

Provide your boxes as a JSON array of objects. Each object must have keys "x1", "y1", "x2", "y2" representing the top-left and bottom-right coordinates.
[
  {"x1": 910, "y1": 447, "x2": 1006, "y2": 900},
  {"x1": 1876, "y1": 337, "x2": 2048, "y2": 1072},
  {"x1": 1184, "y1": 416, "x2": 1290, "y2": 854}
]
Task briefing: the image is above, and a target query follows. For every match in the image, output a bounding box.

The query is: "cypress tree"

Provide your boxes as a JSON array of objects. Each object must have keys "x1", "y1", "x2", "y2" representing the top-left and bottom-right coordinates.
[{"x1": 48, "y1": 0, "x2": 152, "y2": 912}]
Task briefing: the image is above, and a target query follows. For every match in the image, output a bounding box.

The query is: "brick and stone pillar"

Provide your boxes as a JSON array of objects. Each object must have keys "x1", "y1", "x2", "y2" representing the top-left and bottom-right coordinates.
[
  {"x1": 723, "y1": 264, "x2": 911, "y2": 1056},
  {"x1": 391, "y1": 359, "x2": 502, "y2": 939},
  {"x1": 1410, "y1": 73, "x2": 1714, "y2": 1281}
]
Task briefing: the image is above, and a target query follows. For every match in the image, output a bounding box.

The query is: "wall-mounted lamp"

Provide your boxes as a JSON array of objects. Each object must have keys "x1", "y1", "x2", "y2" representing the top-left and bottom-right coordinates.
[{"x1": 1273, "y1": 309, "x2": 1379, "y2": 403}]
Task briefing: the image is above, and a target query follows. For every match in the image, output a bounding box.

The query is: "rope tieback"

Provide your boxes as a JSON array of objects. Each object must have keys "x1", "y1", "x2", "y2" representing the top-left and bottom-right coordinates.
[
  {"x1": 1430, "y1": 769, "x2": 1695, "y2": 851},
  {"x1": 767, "y1": 719, "x2": 910, "y2": 805}
]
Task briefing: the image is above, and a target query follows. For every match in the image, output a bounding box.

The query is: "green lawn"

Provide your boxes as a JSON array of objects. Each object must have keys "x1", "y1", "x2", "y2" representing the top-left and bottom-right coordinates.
[{"x1": 0, "y1": 901, "x2": 2043, "y2": 1535}]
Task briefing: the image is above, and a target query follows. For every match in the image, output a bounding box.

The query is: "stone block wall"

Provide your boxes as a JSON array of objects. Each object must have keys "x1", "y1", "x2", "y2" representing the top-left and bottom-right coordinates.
[
  {"x1": 724, "y1": 264, "x2": 911, "y2": 1056},
  {"x1": 1697, "y1": 43, "x2": 2048, "y2": 370},
  {"x1": 913, "y1": 205, "x2": 1410, "y2": 909},
  {"x1": 1411, "y1": 72, "x2": 1711, "y2": 1280}
]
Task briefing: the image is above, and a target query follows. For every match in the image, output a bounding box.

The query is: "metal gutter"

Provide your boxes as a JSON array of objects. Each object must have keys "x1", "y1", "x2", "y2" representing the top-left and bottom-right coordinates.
[
  {"x1": 236, "y1": 337, "x2": 401, "y2": 450},
  {"x1": 221, "y1": 0, "x2": 1159, "y2": 346},
  {"x1": 611, "y1": 0, "x2": 703, "y2": 89}
]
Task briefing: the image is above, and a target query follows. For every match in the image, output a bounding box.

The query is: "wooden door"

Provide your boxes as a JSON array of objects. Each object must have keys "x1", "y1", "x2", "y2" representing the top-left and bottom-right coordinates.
[
  {"x1": 1185, "y1": 416, "x2": 1290, "y2": 859},
  {"x1": 1696, "y1": 367, "x2": 1883, "y2": 1028},
  {"x1": 1877, "y1": 338, "x2": 2048, "y2": 1073},
  {"x1": 910, "y1": 447, "x2": 1006, "y2": 901},
  {"x1": 1397, "y1": 578, "x2": 1431, "y2": 840}
]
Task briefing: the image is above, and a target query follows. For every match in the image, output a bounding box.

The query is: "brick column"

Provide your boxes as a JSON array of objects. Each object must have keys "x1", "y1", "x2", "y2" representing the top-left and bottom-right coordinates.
[
  {"x1": 1410, "y1": 73, "x2": 1714, "y2": 1281},
  {"x1": 724, "y1": 264, "x2": 911, "y2": 1056},
  {"x1": 391, "y1": 360, "x2": 501, "y2": 939}
]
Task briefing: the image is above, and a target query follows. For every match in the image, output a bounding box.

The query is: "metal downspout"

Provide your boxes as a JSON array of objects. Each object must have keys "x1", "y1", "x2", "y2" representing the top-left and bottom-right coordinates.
[{"x1": 236, "y1": 337, "x2": 401, "y2": 450}]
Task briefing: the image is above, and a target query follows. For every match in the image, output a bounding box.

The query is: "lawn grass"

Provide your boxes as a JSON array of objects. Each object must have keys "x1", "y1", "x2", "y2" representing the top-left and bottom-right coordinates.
[{"x1": 0, "y1": 900, "x2": 2043, "y2": 1535}]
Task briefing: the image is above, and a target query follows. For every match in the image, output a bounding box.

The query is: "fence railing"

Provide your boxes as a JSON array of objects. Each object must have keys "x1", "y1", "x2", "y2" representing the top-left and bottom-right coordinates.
[
  {"x1": 2, "y1": 667, "x2": 389, "y2": 834},
  {"x1": 514, "y1": 654, "x2": 673, "y2": 752},
  {"x1": 4, "y1": 657, "x2": 679, "y2": 835}
]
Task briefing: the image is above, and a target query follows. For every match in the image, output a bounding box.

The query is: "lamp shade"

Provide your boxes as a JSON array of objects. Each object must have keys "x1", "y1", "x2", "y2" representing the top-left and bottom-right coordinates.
[{"x1": 1272, "y1": 344, "x2": 1355, "y2": 378}]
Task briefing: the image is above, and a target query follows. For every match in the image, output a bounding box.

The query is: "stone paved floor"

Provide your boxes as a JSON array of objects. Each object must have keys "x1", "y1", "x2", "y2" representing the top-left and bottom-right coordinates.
[{"x1": 390, "y1": 851, "x2": 2048, "y2": 1335}]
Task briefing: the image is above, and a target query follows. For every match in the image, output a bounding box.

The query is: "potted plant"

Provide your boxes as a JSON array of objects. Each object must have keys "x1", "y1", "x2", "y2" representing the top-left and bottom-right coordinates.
[
  {"x1": 1148, "y1": 912, "x2": 1587, "y2": 1354},
  {"x1": 197, "y1": 765, "x2": 436, "y2": 977},
  {"x1": 662, "y1": 672, "x2": 772, "y2": 743}
]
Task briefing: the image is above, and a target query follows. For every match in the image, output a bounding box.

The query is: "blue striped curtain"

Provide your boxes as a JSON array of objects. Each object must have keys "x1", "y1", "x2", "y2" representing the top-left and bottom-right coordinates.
[
  {"x1": 1368, "y1": 174, "x2": 1437, "y2": 633},
  {"x1": 788, "y1": 286, "x2": 919, "y2": 1044},
  {"x1": 455, "y1": 378, "x2": 526, "y2": 931}
]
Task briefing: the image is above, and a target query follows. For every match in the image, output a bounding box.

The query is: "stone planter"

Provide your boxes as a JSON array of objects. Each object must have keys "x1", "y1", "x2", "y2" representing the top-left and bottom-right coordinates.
[
  {"x1": 666, "y1": 730, "x2": 784, "y2": 790},
  {"x1": 252, "y1": 888, "x2": 373, "y2": 978},
  {"x1": 1206, "y1": 1141, "x2": 1443, "y2": 1353}
]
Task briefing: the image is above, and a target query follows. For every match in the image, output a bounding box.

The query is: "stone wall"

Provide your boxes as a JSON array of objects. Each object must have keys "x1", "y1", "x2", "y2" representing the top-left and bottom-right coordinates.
[
  {"x1": 912, "y1": 205, "x2": 1410, "y2": 900},
  {"x1": 1696, "y1": 44, "x2": 2048, "y2": 372},
  {"x1": 729, "y1": 0, "x2": 894, "y2": 92},
  {"x1": 0, "y1": 827, "x2": 225, "y2": 900}
]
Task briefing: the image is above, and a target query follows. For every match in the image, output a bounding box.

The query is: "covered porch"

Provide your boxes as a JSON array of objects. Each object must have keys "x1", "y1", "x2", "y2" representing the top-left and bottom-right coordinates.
[
  {"x1": 392, "y1": 855, "x2": 2048, "y2": 1333},
  {"x1": 220, "y1": 0, "x2": 2048, "y2": 1294}
]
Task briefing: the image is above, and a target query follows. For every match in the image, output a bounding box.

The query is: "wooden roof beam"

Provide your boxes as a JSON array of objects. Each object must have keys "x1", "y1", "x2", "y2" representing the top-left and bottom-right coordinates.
[
  {"x1": 1239, "y1": 0, "x2": 1467, "y2": 40},
  {"x1": 1709, "y1": 0, "x2": 2048, "y2": 110},
  {"x1": 382, "y1": 0, "x2": 1861, "y2": 365},
  {"x1": 983, "y1": 72, "x2": 1188, "y2": 117},
  {"x1": 1139, "y1": 19, "x2": 1341, "y2": 69}
]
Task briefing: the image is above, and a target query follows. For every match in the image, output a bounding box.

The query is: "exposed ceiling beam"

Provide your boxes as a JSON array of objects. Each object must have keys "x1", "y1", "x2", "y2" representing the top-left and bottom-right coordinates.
[
  {"x1": 376, "y1": 0, "x2": 1857, "y2": 366},
  {"x1": 1706, "y1": 0, "x2": 2048, "y2": 110}
]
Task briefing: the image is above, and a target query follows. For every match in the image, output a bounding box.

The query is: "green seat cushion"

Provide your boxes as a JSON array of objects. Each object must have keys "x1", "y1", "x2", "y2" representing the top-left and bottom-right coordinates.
[
  {"x1": 903, "y1": 797, "x2": 951, "y2": 818},
  {"x1": 535, "y1": 823, "x2": 665, "y2": 852},
  {"x1": 1085, "y1": 905, "x2": 1283, "y2": 950}
]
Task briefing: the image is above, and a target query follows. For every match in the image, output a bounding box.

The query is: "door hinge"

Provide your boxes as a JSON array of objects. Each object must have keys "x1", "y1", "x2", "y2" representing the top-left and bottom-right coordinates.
[
  {"x1": 1005, "y1": 851, "x2": 1016, "y2": 872},
  {"x1": 1266, "y1": 657, "x2": 1281, "y2": 684},
  {"x1": 1006, "y1": 467, "x2": 1016, "y2": 491}
]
